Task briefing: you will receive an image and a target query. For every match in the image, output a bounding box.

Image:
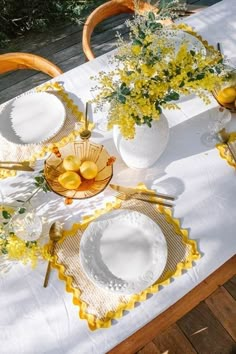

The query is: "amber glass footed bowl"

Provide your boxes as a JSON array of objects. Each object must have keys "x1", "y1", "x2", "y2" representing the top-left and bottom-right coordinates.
[{"x1": 44, "y1": 141, "x2": 114, "y2": 200}]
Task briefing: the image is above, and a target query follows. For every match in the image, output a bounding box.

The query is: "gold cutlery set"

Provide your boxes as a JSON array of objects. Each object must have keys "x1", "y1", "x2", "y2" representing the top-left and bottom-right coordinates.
[{"x1": 109, "y1": 184, "x2": 175, "y2": 208}]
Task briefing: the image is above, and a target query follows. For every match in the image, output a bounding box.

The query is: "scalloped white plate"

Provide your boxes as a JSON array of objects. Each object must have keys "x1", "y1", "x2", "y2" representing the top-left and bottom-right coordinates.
[
  {"x1": 80, "y1": 209, "x2": 167, "y2": 295},
  {"x1": 0, "y1": 92, "x2": 66, "y2": 145},
  {"x1": 159, "y1": 29, "x2": 206, "y2": 55}
]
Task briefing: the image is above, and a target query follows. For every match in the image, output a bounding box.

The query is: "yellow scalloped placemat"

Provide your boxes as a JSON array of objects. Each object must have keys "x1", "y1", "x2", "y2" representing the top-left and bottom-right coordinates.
[
  {"x1": 52, "y1": 190, "x2": 200, "y2": 330},
  {"x1": 0, "y1": 82, "x2": 93, "y2": 179},
  {"x1": 216, "y1": 132, "x2": 236, "y2": 168}
]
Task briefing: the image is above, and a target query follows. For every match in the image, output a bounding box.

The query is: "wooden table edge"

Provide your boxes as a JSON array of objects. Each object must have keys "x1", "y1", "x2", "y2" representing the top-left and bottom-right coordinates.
[{"x1": 108, "y1": 255, "x2": 236, "y2": 354}]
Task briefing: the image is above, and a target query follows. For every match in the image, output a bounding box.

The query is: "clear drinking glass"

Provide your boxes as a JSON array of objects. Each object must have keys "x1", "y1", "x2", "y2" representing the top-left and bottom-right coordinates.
[
  {"x1": 8, "y1": 201, "x2": 42, "y2": 242},
  {"x1": 201, "y1": 107, "x2": 231, "y2": 147},
  {"x1": 94, "y1": 102, "x2": 110, "y2": 132}
]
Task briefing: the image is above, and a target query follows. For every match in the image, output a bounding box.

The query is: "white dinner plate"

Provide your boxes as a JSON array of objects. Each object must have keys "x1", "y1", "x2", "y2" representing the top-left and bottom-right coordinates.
[
  {"x1": 80, "y1": 210, "x2": 167, "y2": 295},
  {"x1": 159, "y1": 29, "x2": 206, "y2": 56},
  {"x1": 0, "y1": 92, "x2": 66, "y2": 145}
]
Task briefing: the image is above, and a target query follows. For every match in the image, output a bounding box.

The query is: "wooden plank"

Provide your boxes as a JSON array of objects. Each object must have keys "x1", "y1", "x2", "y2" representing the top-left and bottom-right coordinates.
[
  {"x1": 205, "y1": 286, "x2": 236, "y2": 341},
  {"x1": 152, "y1": 324, "x2": 197, "y2": 354},
  {"x1": 0, "y1": 23, "x2": 82, "y2": 54},
  {"x1": 224, "y1": 275, "x2": 236, "y2": 300},
  {"x1": 0, "y1": 19, "x2": 130, "y2": 101},
  {"x1": 0, "y1": 27, "x2": 128, "y2": 103},
  {"x1": 187, "y1": 0, "x2": 221, "y2": 5},
  {"x1": 0, "y1": 72, "x2": 49, "y2": 104},
  {"x1": 177, "y1": 302, "x2": 236, "y2": 354},
  {"x1": 137, "y1": 341, "x2": 161, "y2": 354},
  {"x1": 0, "y1": 14, "x2": 131, "y2": 92},
  {"x1": 108, "y1": 256, "x2": 236, "y2": 354}
]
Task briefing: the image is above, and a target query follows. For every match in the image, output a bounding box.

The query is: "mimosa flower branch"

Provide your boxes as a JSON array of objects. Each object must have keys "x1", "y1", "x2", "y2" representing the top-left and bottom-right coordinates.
[
  {"x1": 0, "y1": 171, "x2": 51, "y2": 267},
  {"x1": 92, "y1": 2, "x2": 227, "y2": 139}
]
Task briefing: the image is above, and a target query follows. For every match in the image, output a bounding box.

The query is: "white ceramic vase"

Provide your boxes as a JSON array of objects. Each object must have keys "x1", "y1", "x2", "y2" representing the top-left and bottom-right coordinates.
[{"x1": 113, "y1": 113, "x2": 169, "y2": 169}]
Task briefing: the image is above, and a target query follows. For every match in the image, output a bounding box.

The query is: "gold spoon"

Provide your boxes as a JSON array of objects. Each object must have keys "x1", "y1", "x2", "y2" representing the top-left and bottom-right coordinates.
[
  {"x1": 43, "y1": 221, "x2": 63, "y2": 288},
  {"x1": 80, "y1": 102, "x2": 91, "y2": 140}
]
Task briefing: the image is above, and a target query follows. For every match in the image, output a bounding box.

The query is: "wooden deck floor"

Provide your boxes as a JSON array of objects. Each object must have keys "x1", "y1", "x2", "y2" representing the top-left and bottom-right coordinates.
[
  {"x1": 109, "y1": 257, "x2": 236, "y2": 354},
  {"x1": 137, "y1": 275, "x2": 236, "y2": 354},
  {"x1": 0, "y1": 13, "x2": 132, "y2": 104}
]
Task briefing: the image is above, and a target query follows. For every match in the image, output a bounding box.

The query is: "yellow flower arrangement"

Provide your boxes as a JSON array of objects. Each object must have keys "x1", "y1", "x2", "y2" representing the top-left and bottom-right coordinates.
[
  {"x1": 93, "y1": 4, "x2": 228, "y2": 139},
  {"x1": 0, "y1": 172, "x2": 51, "y2": 268}
]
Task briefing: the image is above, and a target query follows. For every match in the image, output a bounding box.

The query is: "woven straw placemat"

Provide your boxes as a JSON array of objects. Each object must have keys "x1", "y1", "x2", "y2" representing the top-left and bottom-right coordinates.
[
  {"x1": 0, "y1": 82, "x2": 87, "y2": 179},
  {"x1": 53, "y1": 196, "x2": 200, "y2": 330},
  {"x1": 217, "y1": 132, "x2": 236, "y2": 168}
]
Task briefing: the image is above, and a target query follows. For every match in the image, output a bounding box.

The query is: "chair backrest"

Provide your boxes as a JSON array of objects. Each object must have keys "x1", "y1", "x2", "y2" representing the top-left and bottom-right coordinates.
[
  {"x1": 82, "y1": 0, "x2": 160, "y2": 61},
  {"x1": 0, "y1": 52, "x2": 63, "y2": 77}
]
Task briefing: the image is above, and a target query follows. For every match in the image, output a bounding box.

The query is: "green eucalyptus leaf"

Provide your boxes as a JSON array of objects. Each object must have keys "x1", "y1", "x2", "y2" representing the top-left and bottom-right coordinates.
[
  {"x1": 118, "y1": 94, "x2": 126, "y2": 104},
  {"x1": 2, "y1": 210, "x2": 11, "y2": 219},
  {"x1": 138, "y1": 30, "x2": 146, "y2": 40},
  {"x1": 148, "y1": 12, "x2": 155, "y2": 21},
  {"x1": 133, "y1": 39, "x2": 142, "y2": 46},
  {"x1": 122, "y1": 87, "x2": 131, "y2": 95},
  {"x1": 155, "y1": 103, "x2": 162, "y2": 114},
  {"x1": 35, "y1": 176, "x2": 44, "y2": 184},
  {"x1": 175, "y1": 67, "x2": 181, "y2": 75},
  {"x1": 196, "y1": 73, "x2": 205, "y2": 80},
  {"x1": 18, "y1": 208, "x2": 26, "y2": 214},
  {"x1": 149, "y1": 22, "x2": 162, "y2": 31},
  {"x1": 26, "y1": 241, "x2": 37, "y2": 248},
  {"x1": 165, "y1": 91, "x2": 180, "y2": 101}
]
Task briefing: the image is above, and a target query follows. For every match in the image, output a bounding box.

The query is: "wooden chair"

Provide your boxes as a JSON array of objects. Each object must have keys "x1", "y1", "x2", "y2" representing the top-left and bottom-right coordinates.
[
  {"x1": 82, "y1": 0, "x2": 162, "y2": 61},
  {"x1": 0, "y1": 52, "x2": 63, "y2": 77}
]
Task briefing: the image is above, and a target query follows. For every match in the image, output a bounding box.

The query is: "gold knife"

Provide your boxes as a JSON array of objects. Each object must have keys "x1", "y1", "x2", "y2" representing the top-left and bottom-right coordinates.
[
  {"x1": 117, "y1": 194, "x2": 174, "y2": 208},
  {"x1": 109, "y1": 184, "x2": 175, "y2": 201},
  {"x1": 0, "y1": 164, "x2": 34, "y2": 172}
]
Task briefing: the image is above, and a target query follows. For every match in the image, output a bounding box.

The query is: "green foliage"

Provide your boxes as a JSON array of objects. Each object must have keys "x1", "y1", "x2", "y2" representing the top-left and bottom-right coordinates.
[{"x1": 0, "y1": 0, "x2": 105, "y2": 47}]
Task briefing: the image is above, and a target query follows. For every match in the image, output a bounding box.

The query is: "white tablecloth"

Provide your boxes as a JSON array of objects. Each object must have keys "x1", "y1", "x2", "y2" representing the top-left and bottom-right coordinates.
[{"x1": 0, "y1": 1, "x2": 236, "y2": 353}]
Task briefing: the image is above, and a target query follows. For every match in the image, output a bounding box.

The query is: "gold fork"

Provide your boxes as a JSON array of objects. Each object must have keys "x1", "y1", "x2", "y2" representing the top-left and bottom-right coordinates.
[
  {"x1": 0, "y1": 161, "x2": 34, "y2": 172},
  {"x1": 115, "y1": 193, "x2": 174, "y2": 208}
]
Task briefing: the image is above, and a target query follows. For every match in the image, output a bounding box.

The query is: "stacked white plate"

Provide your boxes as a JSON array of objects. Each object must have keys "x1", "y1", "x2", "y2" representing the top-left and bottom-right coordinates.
[
  {"x1": 80, "y1": 210, "x2": 168, "y2": 295},
  {"x1": 0, "y1": 92, "x2": 66, "y2": 145}
]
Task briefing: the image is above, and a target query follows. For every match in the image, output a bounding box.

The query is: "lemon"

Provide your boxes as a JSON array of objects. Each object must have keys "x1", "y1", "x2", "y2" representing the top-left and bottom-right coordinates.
[
  {"x1": 63, "y1": 155, "x2": 81, "y2": 171},
  {"x1": 217, "y1": 87, "x2": 236, "y2": 104},
  {"x1": 80, "y1": 161, "x2": 98, "y2": 180},
  {"x1": 58, "y1": 171, "x2": 81, "y2": 189}
]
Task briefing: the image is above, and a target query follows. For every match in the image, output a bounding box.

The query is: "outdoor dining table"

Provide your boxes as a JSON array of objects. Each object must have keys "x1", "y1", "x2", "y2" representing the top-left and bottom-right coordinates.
[{"x1": 0, "y1": 0, "x2": 236, "y2": 353}]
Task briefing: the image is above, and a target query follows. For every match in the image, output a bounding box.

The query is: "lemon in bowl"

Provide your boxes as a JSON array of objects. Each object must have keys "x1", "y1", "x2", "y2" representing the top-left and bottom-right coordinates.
[
  {"x1": 58, "y1": 171, "x2": 81, "y2": 190},
  {"x1": 80, "y1": 161, "x2": 98, "y2": 180},
  {"x1": 62, "y1": 155, "x2": 81, "y2": 171}
]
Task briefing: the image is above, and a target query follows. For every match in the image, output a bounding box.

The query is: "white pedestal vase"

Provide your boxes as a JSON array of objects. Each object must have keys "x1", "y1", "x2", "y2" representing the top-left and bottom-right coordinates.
[{"x1": 113, "y1": 113, "x2": 169, "y2": 169}]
